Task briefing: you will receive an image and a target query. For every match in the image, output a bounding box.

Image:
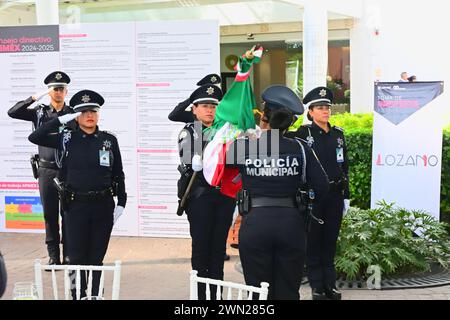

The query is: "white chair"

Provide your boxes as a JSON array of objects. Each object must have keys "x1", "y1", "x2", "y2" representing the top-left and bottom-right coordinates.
[
  {"x1": 34, "y1": 259, "x2": 121, "y2": 300},
  {"x1": 189, "y1": 270, "x2": 269, "y2": 300}
]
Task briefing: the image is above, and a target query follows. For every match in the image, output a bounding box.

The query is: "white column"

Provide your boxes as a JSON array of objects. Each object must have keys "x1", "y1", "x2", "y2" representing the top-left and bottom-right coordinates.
[
  {"x1": 302, "y1": 0, "x2": 328, "y2": 97},
  {"x1": 35, "y1": 0, "x2": 59, "y2": 25}
]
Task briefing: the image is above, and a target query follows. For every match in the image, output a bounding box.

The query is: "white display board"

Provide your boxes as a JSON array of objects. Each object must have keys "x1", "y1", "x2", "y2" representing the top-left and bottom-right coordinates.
[
  {"x1": 0, "y1": 20, "x2": 220, "y2": 237},
  {"x1": 371, "y1": 82, "x2": 444, "y2": 219}
]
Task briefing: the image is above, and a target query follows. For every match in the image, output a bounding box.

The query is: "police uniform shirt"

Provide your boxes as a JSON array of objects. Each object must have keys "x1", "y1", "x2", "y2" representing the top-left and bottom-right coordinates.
[
  {"x1": 229, "y1": 130, "x2": 329, "y2": 200},
  {"x1": 8, "y1": 98, "x2": 75, "y2": 162},
  {"x1": 178, "y1": 121, "x2": 212, "y2": 189},
  {"x1": 287, "y1": 122, "x2": 349, "y2": 198},
  {"x1": 28, "y1": 118, "x2": 127, "y2": 207}
]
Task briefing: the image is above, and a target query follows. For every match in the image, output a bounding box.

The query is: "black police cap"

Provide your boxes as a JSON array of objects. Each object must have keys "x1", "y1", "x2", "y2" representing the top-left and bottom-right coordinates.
[
  {"x1": 303, "y1": 86, "x2": 333, "y2": 108},
  {"x1": 196, "y1": 74, "x2": 221, "y2": 86},
  {"x1": 190, "y1": 84, "x2": 222, "y2": 105},
  {"x1": 261, "y1": 85, "x2": 304, "y2": 115},
  {"x1": 44, "y1": 71, "x2": 70, "y2": 88},
  {"x1": 70, "y1": 90, "x2": 105, "y2": 112}
]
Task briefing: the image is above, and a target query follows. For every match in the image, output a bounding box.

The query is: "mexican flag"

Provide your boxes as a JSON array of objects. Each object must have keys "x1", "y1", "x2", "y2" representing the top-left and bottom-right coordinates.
[{"x1": 203, "y1": 46, "x2": 263, "y2": 198}]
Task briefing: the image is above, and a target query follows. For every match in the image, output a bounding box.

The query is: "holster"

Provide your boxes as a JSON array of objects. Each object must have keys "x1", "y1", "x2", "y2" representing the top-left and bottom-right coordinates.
[
  {"x1": 177, "y1": 164, "x2": 193, "y2": 199},
  {"x1": 236, "y1": 189, "x2": 250, "y2": 216},
  {"x1": 297, "y1": 187, "x2": 315, "y2": 232},
  {"x1": 30, "y1": 154, "x2": 39, "y2": 179},
  {"x1": 53, "y1": 178, "x2": 68, "y2": 211}
]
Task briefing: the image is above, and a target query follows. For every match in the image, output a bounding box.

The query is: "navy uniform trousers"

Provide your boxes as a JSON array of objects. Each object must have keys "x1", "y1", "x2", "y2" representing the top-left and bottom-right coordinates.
[
  {"x1": 65, "y1": 196, "x2": 115, "y2": 298},
  {"x1": 186, "y1": 188, "x2": 235, "y2": 300},
  {"x1": 239, "y1": 207, "x2": 306, "y2": 300},
  {"x1": 306, "y1": 189, "x2": 344, "y2": 289},
  {"x1": 38, "y1": 167, "x2": 65, "y2": 260}
]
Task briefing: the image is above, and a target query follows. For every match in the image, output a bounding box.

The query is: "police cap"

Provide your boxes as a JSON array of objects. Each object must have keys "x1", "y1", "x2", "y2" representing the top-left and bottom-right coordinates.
[
  {"x1": 189, "y1": 84, "x2": 222, "y2": 105},
  {"x1": 44, "y1": 71, "x2": 70, "y2": 88},
  {"x1": 196, "y1": 74, "x2": 221, "y2": 86},
  {"x1": 303, "y1": 86, "x2": 333, "y2": 109},
  {"x1": 261, "y1": 85, "x2": 304, "y2": 115},
  {"x1": 70, "y1": 89, "x2": 105, "y2": 112}
]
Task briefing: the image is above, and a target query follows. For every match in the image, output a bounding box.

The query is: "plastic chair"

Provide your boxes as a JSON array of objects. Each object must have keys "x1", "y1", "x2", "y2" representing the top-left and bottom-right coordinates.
[
  {"x1": 189, "y1": 270, "x2": 269, "y2": 300},
  {"x1": 34, "y1": 259, "x2": 121, "y2": 300}
]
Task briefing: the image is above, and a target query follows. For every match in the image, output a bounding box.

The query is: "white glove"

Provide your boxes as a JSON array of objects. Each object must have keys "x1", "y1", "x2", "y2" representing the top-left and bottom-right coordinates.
[
  {"x1": 343, "y1": 199, "x2": 350, "y2": 216},
  {"x1": 113, "y1": 206, "x2": 124, "y2": 225},
  {"x1": 32, "y1": 88, "x2": 52, "y2": 102},
  {"x1": 192, "y1": 154, "x2": 203, "y2": 172},
  {"x1": 58, "y1": 112, "x2": 81, "y2": 125},
  {"x1": 245, "y1": 125, "x2": 262, "y2": 140}
]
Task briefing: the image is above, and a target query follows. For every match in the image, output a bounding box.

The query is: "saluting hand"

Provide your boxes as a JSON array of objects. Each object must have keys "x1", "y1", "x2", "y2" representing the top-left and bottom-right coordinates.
[
  {"x1": 58, "y1": 112, "x2": 81, "y2": 125},
  {"x1": 32, "y1": 88, "x2": 52, "y2": 102}
]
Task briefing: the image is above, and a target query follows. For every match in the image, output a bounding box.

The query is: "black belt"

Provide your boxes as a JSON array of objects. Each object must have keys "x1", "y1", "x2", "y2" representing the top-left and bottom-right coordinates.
[
  {"x1": 67, "y1": 187, "x2": 114, "y2": 202},
  {"x1": 38, "y1": 159, "x2": 58, "y2": 170},
  {"x1": 251, "y1": 197, "x2": 297, "y2": 208}
]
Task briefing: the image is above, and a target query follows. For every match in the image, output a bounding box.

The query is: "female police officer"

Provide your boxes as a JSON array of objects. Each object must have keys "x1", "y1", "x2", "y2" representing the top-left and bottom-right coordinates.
[
  {"x1": 228, "y1": 85, "x2": 329, "y2": 300},
  {"x1": 28, "y1": 89, "x2": 126, "y2": 299},
  {"x1": 287, "y1": 86, "x2": 350, "y2": 300},
  {"x1": 178, "y1": 84, "x2": 236, "y2": 300}
]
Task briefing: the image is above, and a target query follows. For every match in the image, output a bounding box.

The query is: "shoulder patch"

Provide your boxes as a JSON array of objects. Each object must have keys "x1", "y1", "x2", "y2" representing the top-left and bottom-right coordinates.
[
  {"x1": 178, "y1": 129, "x2": 189, "y2": 141},
  {"x1": 333, "y1": 126, "x2": 344, "y2": 132}
]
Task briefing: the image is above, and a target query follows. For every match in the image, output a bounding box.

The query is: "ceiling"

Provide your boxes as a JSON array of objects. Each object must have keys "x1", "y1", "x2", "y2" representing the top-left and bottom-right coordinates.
[{"x1": 0, "y1": 0, "x2": 353, "y2": 26}]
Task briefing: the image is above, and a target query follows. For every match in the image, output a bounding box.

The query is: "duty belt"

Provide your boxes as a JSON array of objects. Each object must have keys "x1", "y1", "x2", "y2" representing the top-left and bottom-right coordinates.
[
  {"x1": 67, "y1": 187, "x2": 114, "y2": 202},
  {"x1": 251, "y1": 197, "x2": 297, "y2": 208},
  {"x1": 38, "y1": 159, "x2": 58, "y2": 170}
]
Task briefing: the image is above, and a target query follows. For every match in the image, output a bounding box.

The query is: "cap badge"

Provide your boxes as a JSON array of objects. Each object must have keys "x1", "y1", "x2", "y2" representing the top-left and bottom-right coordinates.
[
  {"x1": 206, "y1": 87, "x2": 214, "y2": 95},
  {"x1": 55, "y1": 73, "x2": 62, "y2": 80},
  {"x1": 210, "y1": 76, "x2": 217, "y2": 83},
  {"x1": 319, "y1": 89, "x2": 327, "y2": 97},
  {"x1": 81, "y1": 94, "x2": 91, "y2": 103}
]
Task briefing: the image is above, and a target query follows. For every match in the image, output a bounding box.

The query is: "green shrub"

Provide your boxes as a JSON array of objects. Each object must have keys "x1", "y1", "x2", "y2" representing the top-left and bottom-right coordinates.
[{"x1": 336, "y1": 201, "x2": 450, "y2": 280}]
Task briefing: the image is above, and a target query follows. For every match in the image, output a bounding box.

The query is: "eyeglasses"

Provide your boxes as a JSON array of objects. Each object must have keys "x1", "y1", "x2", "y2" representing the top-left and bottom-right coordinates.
[
  {"x1": 52, "y1": 87, "x2": 66, "y2": 92},
  {"x1": 313, "y1": 105, "x2": 331, "y2": 111}
]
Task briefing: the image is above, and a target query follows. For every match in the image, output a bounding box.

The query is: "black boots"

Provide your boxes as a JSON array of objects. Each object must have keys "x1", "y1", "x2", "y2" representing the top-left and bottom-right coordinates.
[
  {"x1": 311, "y1": 287, "x2": 328, "y2": 300},
  {"x1": 311, "y1": 286, "x2": 342, "y2": 300},
  {"x1": 324, "y1": 285, "x2": 342, "y2": 300}
]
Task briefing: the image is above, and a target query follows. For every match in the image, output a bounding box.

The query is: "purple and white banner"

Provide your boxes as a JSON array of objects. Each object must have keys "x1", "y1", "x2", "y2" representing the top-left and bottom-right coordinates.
[{"x1": 371, "y1": 81, "x2": 444, "y2": 219}]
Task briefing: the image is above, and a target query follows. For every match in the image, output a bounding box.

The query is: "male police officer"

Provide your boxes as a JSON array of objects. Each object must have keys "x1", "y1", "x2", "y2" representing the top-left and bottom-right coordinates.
[
  {"x1": 287, "y1": 86, "x2": 350, "y2": 300},
  {"x1": 28, "y1": 90, "x2": 126, "y2": 299},
  {"x1": 178, "y1": 84, "x2": 236, "y2": 300},
  {"x1": 168, "y1": 74, "x2": 221, "y2": 123},
  {"x1": 7, "y1": 71, "x2": 75, "y2": 265},
  {"x1": 228, "y1": 85, "x2": 329, "y2": 300}
]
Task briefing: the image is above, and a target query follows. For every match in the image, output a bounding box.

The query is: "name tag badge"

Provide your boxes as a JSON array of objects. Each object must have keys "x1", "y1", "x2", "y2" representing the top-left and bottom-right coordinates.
[
  {"x1": 336, "y1": 148, "x2": 344, "y2": 163},
  {"x1": 99, "y1": 150, "x2": 110, "y2": 167}
]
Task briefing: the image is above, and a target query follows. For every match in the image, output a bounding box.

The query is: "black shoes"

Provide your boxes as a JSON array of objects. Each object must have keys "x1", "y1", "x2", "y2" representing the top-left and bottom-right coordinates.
[
  {"x1": 324, "y1": 285, "x2": 342, "y2": 300},
  {"x1": 311, "y1": 286, "x2": 342, "y2": 300},
  {"x1": 47, "y1": 257, "x2": 61, "y2": 265},
  {"x1": 311, "y1": 287, "x2": 328, "y2": 300}
]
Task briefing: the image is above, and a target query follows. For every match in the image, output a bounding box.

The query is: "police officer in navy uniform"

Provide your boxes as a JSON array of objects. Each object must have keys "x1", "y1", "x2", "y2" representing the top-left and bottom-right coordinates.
[
  {"x1": 170, "y1": 74, "x2": 232, "y2": 262},
  {"x1": 178, "y1": 84, "x2": 236, "y2": 300},
  {"x1": 7, "y1": 71, "x2": 75, "y2": 265},
  {"x1": 229, "y1": 85, "x2": 329, "y2": 300},
  {"x1": 28, "y1": 90, "x2": 127, "y2": 299},
  {"x1": 287, "y1": 86, "x2": 350, "y2": 300},
  {"x1": 168, "y1": 74, "x2": 221, "y2": 123}
]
